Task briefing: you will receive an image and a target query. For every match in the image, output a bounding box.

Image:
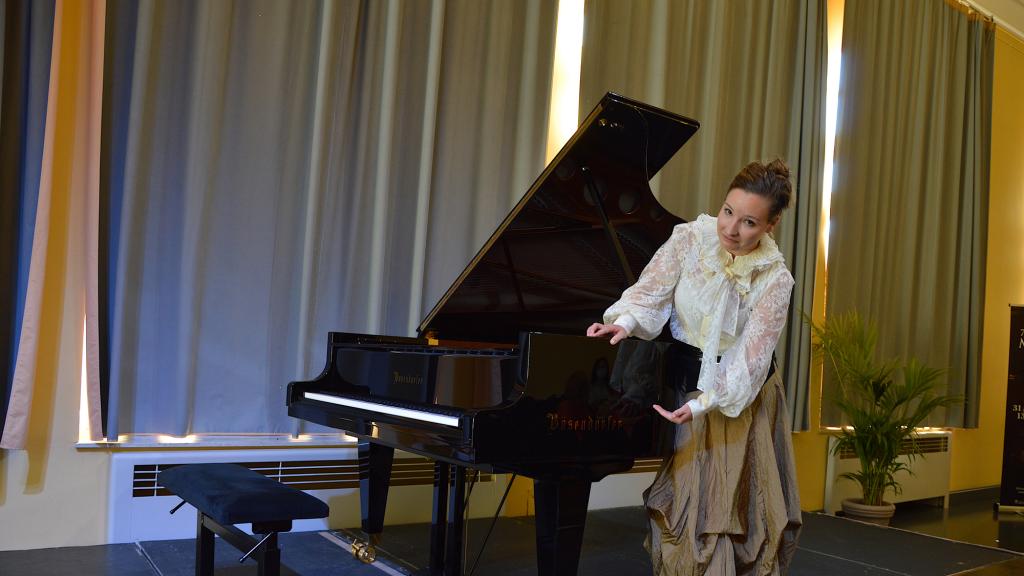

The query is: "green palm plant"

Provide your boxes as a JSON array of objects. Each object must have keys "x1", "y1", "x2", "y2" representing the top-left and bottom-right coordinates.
[{"x1": 808, "y1": 310, "x2": 962, "y2": 507}]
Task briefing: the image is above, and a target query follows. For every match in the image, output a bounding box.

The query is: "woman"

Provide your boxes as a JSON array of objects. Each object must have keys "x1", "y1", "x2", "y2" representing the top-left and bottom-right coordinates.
[{"x1": 586, "y1": 159, "x2": 802, "y2": 575}]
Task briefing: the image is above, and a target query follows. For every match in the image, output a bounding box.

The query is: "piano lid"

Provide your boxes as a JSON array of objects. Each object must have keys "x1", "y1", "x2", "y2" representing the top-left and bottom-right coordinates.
[{"x1": 418, "y1": 93, "x2": 700, "y2": 344}]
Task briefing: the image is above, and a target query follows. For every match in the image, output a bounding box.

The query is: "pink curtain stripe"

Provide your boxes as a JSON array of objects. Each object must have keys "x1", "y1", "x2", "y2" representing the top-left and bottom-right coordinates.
[
  {"x1": 0, "y1": 0, "x2": 65, "y2": 450},
  {"x1": 85, "y1": 0, "x2": 107, "y2": 441},
  {"x1": 1, "y1": 0, "x2": 107, "y2": 449}
]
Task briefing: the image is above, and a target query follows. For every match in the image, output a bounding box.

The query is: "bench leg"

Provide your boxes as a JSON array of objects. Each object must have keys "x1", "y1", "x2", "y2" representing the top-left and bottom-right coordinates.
[
  {"x1": 256, "y1": 532, "x2": 280, "y2": 576},
  {"x1": 196, "y1": 512, "x2": 215, "y2": 576}
]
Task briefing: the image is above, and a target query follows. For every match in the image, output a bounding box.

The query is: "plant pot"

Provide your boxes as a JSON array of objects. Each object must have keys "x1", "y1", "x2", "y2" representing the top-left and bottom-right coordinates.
[{"x1": 841, "y1": 498, "x2": 896, "y2": 526}]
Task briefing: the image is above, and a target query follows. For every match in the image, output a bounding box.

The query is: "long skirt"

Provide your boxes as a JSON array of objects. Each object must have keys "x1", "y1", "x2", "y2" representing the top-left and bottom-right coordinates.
[{"x1": 644, "y1": 370, "x2": 802, "y2": 575}]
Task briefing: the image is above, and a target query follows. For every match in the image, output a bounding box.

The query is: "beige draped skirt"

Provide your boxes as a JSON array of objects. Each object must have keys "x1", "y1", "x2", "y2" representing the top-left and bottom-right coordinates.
[{"x1": 644, "y1": 371, "x2": 802, "y2": 575}]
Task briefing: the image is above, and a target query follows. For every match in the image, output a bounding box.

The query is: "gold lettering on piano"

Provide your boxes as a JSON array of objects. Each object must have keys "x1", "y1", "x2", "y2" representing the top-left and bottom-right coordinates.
[
  {"x1": 546, "y1": 413, "x2": 625, "y2": 432},
  {"x1": 393, "y1": 371, "x2": 423, "y2": 386}
]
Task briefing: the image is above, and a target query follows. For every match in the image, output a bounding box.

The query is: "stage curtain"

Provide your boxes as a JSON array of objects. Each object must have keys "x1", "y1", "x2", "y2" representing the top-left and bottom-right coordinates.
[
  {"x1": 101, "y1": 0, "x2": 557, "y2": 437},
  {"x1": 1, "y1": 0, "x2": 104, "y2": 449},
  {"x1": 0, "y1": 0, "x2": 57, "y2": 448},
  {"x1": 579, "y1": 0, "x2": 827, "y2": 430},
  {"x1": 823, "y1": 0, "x2": 994, "y2": 427}
]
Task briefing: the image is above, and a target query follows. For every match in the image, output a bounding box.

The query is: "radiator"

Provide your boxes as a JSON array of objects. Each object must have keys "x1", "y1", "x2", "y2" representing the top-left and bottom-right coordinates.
[
  {"x1": 823, "y1": 430, "x2": 952, "y2": 514},
  {"x1": 107, "y1": 447, "x2": 498, "y2": 544}
]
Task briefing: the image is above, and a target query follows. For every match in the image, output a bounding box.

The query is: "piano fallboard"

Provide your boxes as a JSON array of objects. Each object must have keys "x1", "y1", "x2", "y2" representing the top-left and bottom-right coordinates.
[{"x1": 287, "y1": 331, "x2": 684, "y2": 477}]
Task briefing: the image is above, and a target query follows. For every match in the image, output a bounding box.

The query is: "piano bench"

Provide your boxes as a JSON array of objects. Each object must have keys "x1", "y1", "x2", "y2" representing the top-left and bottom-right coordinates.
[{"x1": 159, "y1": 463, "x2": 329, "y2": 576}]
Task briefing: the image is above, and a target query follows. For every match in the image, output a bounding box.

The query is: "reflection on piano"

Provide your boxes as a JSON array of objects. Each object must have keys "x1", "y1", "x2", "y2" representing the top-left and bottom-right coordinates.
[{"x1": 287, "y1": 93, "x2": 700, "y2": 575}]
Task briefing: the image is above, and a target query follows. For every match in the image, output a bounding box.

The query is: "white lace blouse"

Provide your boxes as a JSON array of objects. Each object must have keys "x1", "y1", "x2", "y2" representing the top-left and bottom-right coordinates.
[{"x1": 603, "y1": 214, "x2": 793, "y2": 419}]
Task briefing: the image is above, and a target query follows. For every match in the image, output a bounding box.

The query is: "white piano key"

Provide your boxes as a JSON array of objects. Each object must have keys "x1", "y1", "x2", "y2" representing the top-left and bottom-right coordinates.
[{"x1": 304, "y1": 392, "x2": 461, "y2": 428}]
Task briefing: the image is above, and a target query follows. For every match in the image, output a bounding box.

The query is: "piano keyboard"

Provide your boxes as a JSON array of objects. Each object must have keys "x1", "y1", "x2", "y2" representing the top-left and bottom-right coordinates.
[{"x1": 304, "y1": 392, "x2": 461, "y2": 427}]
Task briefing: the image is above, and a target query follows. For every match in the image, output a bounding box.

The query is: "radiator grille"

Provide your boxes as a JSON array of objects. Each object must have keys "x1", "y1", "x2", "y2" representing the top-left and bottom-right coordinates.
[
  {"x1": 132, "y1": 458, "x2": 491, "y2": 497},
  {"x1": 837, "y1": 434, "x2": 949, "y2": 460}
]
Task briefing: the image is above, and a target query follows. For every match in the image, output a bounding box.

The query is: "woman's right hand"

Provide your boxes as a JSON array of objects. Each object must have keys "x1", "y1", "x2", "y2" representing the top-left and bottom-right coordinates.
[
  {"x1": 653, "y1": 403, "x2": 693, "y2": 425},
  {"x1": 586, "y1": 322, "x2": 627, "y2": 345}
]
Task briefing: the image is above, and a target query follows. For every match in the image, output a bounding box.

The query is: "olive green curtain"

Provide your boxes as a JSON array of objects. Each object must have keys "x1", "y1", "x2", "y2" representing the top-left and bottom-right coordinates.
[
  {"x1": 824, "y1": 0, "x2": 994, "y2": 427},
  {"x1": 580, "y1": 0, "x2": 827, "y2": 430}
]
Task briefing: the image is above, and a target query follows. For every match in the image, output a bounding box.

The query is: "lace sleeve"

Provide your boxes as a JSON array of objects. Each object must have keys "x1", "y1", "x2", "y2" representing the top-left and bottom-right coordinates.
[
  {"x1": 688, "y1": 266, "x2": 793, "y2": 418},
  {"x1": 602, "y1": 225, "x2": 688, "y2": 340}
]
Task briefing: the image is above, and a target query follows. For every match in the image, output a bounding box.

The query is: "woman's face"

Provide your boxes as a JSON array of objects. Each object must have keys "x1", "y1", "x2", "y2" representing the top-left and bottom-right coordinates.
[{"x1": 717, "y1": 188, "x2": 777, "y2": 256}]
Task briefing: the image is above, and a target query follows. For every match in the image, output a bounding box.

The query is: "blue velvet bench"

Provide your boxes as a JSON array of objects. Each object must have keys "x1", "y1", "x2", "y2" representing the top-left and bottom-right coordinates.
[{"x1": 159, "y1": 463, "x2": 329, "y2": 576}]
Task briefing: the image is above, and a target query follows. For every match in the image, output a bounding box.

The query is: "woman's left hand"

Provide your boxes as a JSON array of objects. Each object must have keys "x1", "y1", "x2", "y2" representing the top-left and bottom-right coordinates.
[
  {"x1": 586, "y1": 322, "x2": 627, "y2": 344},
  {"x1": 653, "y1": 403, "x2": 693, "y2": 425}
]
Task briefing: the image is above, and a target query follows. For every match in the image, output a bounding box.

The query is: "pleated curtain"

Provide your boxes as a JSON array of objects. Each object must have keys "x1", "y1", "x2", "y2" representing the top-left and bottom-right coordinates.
[
  {"x1": 824, "y1": 0, "x2": 994, "y2": 427},
  {"x1": 1, "y1": 0, "x2": 103, "y2": 449},
  {"x1": 102, "y1": 0, "x2": 557, "y2": 437},
  {"x1": 0, "y1": 0, "x2": 58, "y2": 448},
  {"x1": 579, "y1": 0, "x2": 827, "y2": 430}
]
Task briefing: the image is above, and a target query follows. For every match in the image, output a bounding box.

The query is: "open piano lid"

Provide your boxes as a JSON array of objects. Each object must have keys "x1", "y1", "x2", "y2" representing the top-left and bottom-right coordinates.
[{"x1": 419, "y1": 93, "x2": 700, "y2": 344}]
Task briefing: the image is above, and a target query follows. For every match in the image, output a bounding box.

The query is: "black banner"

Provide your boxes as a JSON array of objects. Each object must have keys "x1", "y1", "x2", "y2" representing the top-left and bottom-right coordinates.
[{"x1": 999, "y1": 306, "x2": 1024, "y2": 509}]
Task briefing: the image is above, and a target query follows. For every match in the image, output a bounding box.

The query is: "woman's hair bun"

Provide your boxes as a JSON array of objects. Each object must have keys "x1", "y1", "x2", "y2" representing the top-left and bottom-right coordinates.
[
  {"x1": 728, "y1": 159, "x2": 794, "y2": 219},
  {"x1": 766, "y1": 158, "x2": 791, "y2": 181}
]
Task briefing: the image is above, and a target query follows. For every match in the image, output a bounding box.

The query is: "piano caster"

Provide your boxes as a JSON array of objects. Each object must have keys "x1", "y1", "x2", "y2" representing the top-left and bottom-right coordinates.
[{"x1": 351, "y1": 539, "x2": 377, "y2": 564}]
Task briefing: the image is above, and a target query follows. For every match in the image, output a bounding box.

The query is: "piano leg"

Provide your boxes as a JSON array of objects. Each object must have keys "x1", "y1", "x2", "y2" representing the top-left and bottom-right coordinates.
[
  {"x1": 444, "y1": 465, "x2": 467, "y2": 576},
  {"x1": 533, "y1": 478, "x2": 592, "y2": 576},
  {"x1": 358, "y1": 440, "x2": 394, "y2": 538},
  {"x1": 429, "y1": 462, "x2": 450, "y2": 575}
]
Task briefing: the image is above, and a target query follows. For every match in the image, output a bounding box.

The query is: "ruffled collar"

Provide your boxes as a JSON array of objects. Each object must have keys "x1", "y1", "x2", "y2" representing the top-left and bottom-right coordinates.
[{"x1": 694, "y1": 213, "x2": 784, "y2": 297}]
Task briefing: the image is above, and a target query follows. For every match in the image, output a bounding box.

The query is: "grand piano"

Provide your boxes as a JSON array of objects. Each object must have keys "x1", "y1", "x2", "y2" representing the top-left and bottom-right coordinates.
[{"x1": 287, "y1": 93, "x2": 700, "y2": 575}]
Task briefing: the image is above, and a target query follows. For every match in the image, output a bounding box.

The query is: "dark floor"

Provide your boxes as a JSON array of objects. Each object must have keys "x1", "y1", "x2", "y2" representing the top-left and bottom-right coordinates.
[
  {"x1": 889, "y1": 491, "x2": 1024, "y2": 553},
  {"x1": 363, "y1": 507, "x2": 1024, "y2": 576},
  {"x1": 3, "y1": 496, "x2": 1024, "y2": 575}
]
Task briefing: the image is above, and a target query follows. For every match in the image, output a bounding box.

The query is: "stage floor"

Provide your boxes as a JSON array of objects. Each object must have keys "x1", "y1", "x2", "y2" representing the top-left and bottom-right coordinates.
[{"x1": 2, "y1": 499, "x2": 1023, "y2": 575}]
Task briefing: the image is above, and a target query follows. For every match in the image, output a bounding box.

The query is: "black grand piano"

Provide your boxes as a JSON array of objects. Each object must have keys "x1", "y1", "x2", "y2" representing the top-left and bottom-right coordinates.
[{"x1": 288, "y1": 93, "x2": 700, "y2": 575}]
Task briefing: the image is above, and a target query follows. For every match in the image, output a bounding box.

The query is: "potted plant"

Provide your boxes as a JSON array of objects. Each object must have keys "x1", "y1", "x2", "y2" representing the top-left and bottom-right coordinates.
[{"x1": 808, "y1": 310, "x2": 962, "y2": 525}]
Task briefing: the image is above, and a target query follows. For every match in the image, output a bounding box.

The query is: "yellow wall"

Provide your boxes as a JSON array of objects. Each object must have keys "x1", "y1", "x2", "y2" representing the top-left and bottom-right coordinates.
[
  {"x1": 0, "y1": 269, "x2": 111, "y2": 551},
  {"x1": 949, "y1": 28, "x2": 1024, "y2": 491},
  {"x1": 787, "y1": 0, "x2": 846, "y2": 513},
  {"x1": 790, "y1": 4, "x2": 1024, "y2": 509},
  {"x1": 789, "y1": 252, "x2": 829, "y2": 510},
  {"x1": 0, "y1": 0, "x2": 112, "y2": 550}
]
